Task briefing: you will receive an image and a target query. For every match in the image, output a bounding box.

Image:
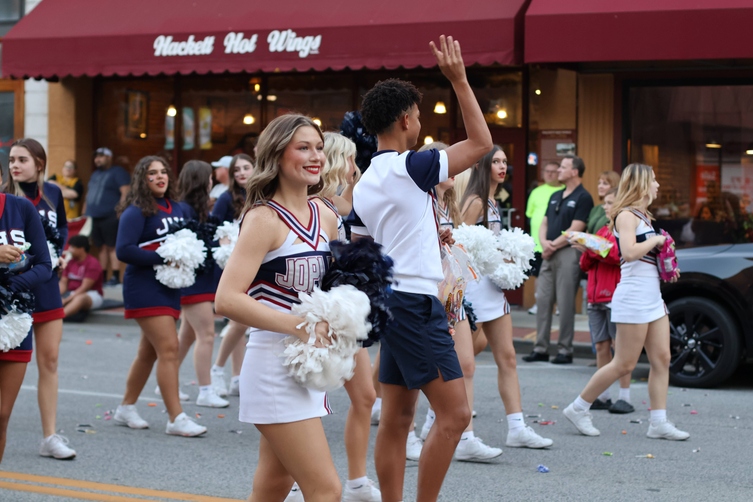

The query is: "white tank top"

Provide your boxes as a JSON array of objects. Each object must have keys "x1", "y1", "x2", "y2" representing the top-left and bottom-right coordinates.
[{"x1": 614, "y1": 208, "x2": 659, "y2": 278}]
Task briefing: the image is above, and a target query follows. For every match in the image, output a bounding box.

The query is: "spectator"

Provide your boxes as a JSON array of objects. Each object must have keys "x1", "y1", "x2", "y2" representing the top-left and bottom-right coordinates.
[
  {"x1": 48, "y1": 160, "x2": 84, "y2": 220},
  {"x1": 209, "y1": 156, "x2": 231, "y2": 202},
  {"x1": 523, "y1": 155, "x2": 594, "y2": 364},
  {"x1": 84, "y1": 147, "x2": 130, "y2": 286},
  {"x1": 586, "y1": 170, "x2": 621, "y2": 234},
  {"x1": 59, "y1": 235, "x2": 104, "y2": 319},
  {"x1": 524, "y1": 161, "x2": 564, "y2": 314}
]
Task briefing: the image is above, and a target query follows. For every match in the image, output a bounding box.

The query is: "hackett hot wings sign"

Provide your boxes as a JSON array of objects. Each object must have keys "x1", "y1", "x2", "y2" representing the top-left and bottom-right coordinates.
[{"x1": 152, "y1": 30, "x2": 322, "y2": 59}]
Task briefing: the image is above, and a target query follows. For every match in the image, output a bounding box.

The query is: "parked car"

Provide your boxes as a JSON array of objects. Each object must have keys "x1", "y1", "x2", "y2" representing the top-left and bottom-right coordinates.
[{"x1": 661, "y1": 243, "x2": 753, "y2": 388}]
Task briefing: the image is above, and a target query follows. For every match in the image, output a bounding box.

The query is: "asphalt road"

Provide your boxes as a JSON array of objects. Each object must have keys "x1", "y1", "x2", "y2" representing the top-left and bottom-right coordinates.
[{"x1": 2, "y1": 320, "x2": 752, "y2": 501}]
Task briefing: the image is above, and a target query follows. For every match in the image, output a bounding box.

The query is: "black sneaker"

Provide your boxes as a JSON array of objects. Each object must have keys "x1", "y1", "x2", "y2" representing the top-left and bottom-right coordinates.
[
  {"x1": 550, "y1": 353, "x2": 573, "y2": 364},
  {"x1": 104, "y1": 276, "x2": 120, "y2": 287},
  {"x1": 608, "y1": 399, "x2": 635, "y2": 414},
  {"x1": 590, "y1": 398, "x2": 612, "y2": 410},
  {"x1": 522, "y1": 351, "x2": 550, "y2": 363}
]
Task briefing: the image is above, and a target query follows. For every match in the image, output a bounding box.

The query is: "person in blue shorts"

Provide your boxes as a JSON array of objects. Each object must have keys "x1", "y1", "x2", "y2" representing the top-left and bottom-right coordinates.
[{"x1": 347, "y1": 35, "x2": 493, "y2": 501}]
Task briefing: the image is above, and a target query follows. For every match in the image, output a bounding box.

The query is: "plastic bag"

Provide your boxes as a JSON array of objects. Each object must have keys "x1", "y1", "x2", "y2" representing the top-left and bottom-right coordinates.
[
  {"x1": 438, "y1": 244, "x2": 478, "y2": 329},
  {"x1": 564, "y1": 231, "x2": 613, "y2": 258},
  {"x1": 656, "y1": 229, "x2": 680, "y2": 282}
]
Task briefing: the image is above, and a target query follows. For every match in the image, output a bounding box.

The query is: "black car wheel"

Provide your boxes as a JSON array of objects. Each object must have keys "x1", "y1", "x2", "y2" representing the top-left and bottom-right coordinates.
[{"x1": 667, "y1": 297, "x2": 742, "y2": 388}]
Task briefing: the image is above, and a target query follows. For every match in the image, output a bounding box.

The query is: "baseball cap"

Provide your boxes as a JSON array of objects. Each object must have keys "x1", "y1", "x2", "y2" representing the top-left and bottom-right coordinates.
[
  {"x1": 211, "y1": 156, "x2": 233, "y2": 169},
  {"x1": 95, "y1": 147, "x2": 113, "y2": 157}
]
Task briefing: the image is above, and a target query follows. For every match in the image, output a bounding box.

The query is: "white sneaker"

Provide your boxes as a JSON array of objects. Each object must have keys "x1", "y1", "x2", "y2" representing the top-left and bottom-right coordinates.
[
  {"x1": 211, "y1": 367, "x2": 229, "y2": 397},
  {"x1": 154, "y1": 385, "x2": 189, "y2": 401},
  {"x1": 39, "y1": 434, "x2": 76, "y2": 459},
  {"x1": 419, "y1": 420, "x2": 433, "y2": 441},
  {"x1": 647, "y1": 420, "x2": 690, "y2": 441},
  {"x1": 406, "y1": 433, "x2": 423, "y2": 461},
  {"x1": 528, "y1": 304, "x2": 538, "y2": 315},
  {"x1": 506, "y1": 426, "x2": 554, "y2": 448},
  {"x1": 113, "y1": 404, "x2": 149, "y2": 429},
  {"x1": 370, "y1": 406, "x2": 381, "y2": 426},
  {"x1": 563, "y1": 404, "x2": 600, "y2": 436},
  {"x1": 165, "y1": 412, "x2": 207, "y2": 437},
  {"x1": 454, "y1": 436, "x2": 503, "y2": 462},
  {"x1": 228, "y1": 378, "x2": 241, "y2": 396},
  {"x1": 196, "y1": 389, "x2": 230, "y2": 408},
  {"x1": 284, "y1": 482, "x2": 304, "y2": 502},
  {"x1": 343, "y1": 478, "x2": 381, "y2": 502}
]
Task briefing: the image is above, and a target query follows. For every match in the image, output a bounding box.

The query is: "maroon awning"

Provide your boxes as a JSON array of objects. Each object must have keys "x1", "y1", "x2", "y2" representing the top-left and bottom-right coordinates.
[
  {"x1": 3, "y1": 0, "x2": 527, "y2": 79},
  {"x1": 525, "y1": 0, "x2": 753, "y2": 64}
]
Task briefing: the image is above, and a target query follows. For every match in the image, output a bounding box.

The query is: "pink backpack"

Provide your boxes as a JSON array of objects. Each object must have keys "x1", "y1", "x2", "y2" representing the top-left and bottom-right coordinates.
[{"x1": 656, "y1": 229, "x2": 680, "y2": 282}]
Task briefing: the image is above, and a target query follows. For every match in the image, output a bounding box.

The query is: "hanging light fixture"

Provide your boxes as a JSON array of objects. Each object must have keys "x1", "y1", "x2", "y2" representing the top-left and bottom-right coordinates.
[
  {"x1": 243, "y1": 113, "x2": 255, "y2": 125},
  {"x1": 166, "y1": 105, "x2": 177, "y2": 117},
  {"x1": 705, "y1": 139, "x2": 721, "y2": 149},
  {"x1": 534, "y1": 89, "x2": 542, "y2": 95},
  {"x1": 433, "y1": 101, "x2": 447, "y2": 114},
  {"x1": 496, "y1": 109, "x2": 508, "y2": 120},
  {"x1": 746, "y1": 143, "x2": 753, "y2": 155}
]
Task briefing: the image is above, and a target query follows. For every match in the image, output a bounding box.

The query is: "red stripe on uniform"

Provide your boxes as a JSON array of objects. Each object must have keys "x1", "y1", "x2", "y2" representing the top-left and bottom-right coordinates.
[
  {"x1": 0, "y1": 349, "x2": 32, "y2": 363},
  {"x1": 124, "y1": 306, "x2": 180, "y2": 320},
  {"x1": 180, "y1": 293, "x2": 215, "y2": 305},
  {"x1": 33, "y1": 308, "x2": 65, "y2": 324}
]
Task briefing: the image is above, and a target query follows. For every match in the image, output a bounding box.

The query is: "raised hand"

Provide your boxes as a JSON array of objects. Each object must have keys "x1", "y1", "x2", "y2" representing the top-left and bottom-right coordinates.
[{"x1": 430, "y1": 35, "x2": 466, "y2": 84}]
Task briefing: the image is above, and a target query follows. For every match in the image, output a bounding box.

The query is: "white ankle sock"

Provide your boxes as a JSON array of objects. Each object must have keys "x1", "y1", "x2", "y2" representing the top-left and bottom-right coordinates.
[
  {"x1": 507, "y1": 412, "x2": 525, "y2": 431},
  {"x1": 372, "y1": 397, "x2": 382, "y2": 412},
  {"x1": 650, "y1": 409, "x2": 667, "y2": 423},
  {"x1": 618, "y1": 387, "x2": 630, "y2": 403},
  {"x1": 230, "y1": 376, "x2": 240, "y2": 385},
  {"x1": 460, "y1": 430, "x2": 475, "y2": 441},
  {"x1": 573, "y1": 396, "x2": 592, "y2": 412},
  {"x1": 598, "y1": 389, "x2": 611, "y2": 402},
  {"x1": 199, "y1": 385, "x2": 211, "y2": 394},
  {"x1": 407, "y1": 430, "x2": 417, "y2": 440},
  {"x1": 425, "y1": 408, "x2": 436, "y2": 423},
  {"x1": 347, "y1": 476, "x2": 368, "y2": 489},
  {"x1": 211, "y1": 364, "x2": 223, "y2": 373}
]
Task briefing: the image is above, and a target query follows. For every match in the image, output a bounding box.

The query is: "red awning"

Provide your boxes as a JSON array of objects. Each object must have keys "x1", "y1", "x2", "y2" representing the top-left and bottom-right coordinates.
[
  {"x1": 525, "y1": 0, "x2": 753, "y2": 63},
  {"x1": 3, "y1": 0, "x2": 527, "y2": 79}
]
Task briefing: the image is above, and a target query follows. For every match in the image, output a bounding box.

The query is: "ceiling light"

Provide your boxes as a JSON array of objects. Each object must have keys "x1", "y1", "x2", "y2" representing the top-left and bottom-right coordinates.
[
  {"x1": 243, "y1": 113, "x2": 255, "y2": 125},
  {"x1": 746, "y1": 143, "x2": 753, "y2": 155},
  {"x1": 433, "y1": 101, "x2": 447, "y2": 114},
  {"x1": 705, "y1": 139, "x2": 721, "y2": 149},
  {"x1": 166, "y1": 105, "x2": 177, "y2": 117},
  {"x1": 267, "y1": 95, "x2": 277, "y2": 102},
  {"x1": 534, "y1": 89, "x2": 542, "y2": 95},
  {"x1": 424, "y1": 135, "x2": 434, "y2": 145},
  {"x1": 496, "y1": 109, "x2": 508, "y2": 120},
  {"x1": 139, "y1": 133, "x2": 147, "y2": 139},
  {"x1": 253, "y1": 83, "x2": 261, "y2": 92}
]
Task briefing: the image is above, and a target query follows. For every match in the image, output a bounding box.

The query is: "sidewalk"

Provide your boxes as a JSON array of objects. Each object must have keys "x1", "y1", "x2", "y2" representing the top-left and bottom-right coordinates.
[{"x1": 87, "y1": 286, "x2": 596, "y2": 359}]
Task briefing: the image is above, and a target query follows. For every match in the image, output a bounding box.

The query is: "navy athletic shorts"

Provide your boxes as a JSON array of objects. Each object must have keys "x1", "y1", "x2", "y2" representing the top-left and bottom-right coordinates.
[{"x1": 379, "y1": 290, "x2": 463, "y2": 390}]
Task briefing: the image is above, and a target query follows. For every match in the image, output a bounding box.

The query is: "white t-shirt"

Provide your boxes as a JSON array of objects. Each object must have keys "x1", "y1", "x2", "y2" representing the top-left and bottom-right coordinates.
[
  {"x1": 348, "y1": 149, "x2": 449, "y2": 296},
  {"x1": 209, "y1": 183, "x2": 228, "y2": 199}
]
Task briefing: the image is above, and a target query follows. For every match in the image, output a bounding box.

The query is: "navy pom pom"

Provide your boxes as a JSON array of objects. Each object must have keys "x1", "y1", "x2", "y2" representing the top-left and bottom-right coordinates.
[
  {"x1": 340, "y1": 111, "x2": 377, "y2": 172},
  {"x1": 167, "y1": 217, "x2": 218, "y2": 274},
  {"x1": 0, "y1": 283, "x2": 36, "y2": 317},
  {"x1": 40, "y1": 214, "x2": 64, "y2": 256},
  {"x1": 321, "y1": 239, "x2": 393, "y2": 346},
  {"x1": 463, "y1": 298, "x2": 478, "y2": 332}
]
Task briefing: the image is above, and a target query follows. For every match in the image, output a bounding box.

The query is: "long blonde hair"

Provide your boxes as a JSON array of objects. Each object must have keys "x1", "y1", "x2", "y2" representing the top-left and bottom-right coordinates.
[
  {"x1": 320, "y1": 132, "x2": 359, "y2": 199},
  {"x1": 242, "y1": 114, "x2": 324, "y2": 214},
  {"x1": 609, "y1": 163, "x2": 655, "y2": 229}
]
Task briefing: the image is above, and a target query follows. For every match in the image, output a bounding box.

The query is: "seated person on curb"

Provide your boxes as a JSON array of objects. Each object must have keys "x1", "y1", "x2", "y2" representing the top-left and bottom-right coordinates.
[{"x1": 59, "y1": 235, "x2": 104, "y2": 319}]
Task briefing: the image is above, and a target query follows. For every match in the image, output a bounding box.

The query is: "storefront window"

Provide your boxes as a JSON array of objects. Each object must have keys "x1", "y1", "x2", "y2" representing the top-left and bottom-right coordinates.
[
  {"x1": 0, "y1": 91, "x2": 14, "y2": 176},
  {"x1": 267, "y1": 74, "x2": 354, "y2": 132},
  {"x1": 628, "y1": 85, "x2": 753, "y2": 246},
  {"x1": 460, "y1": 71, "x2": 523, "y2": 129}
]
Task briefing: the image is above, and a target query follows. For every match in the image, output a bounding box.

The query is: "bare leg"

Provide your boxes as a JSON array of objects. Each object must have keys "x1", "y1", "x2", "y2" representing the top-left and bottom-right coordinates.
[
  {"x1": 215, "y1": 320, "x2": 247, "y2": 369},
  {"x1": 122, "y1": 332, "x2": 157, "y2": 405},
  {"x1": 0, "y1": 361, "x2": 28, "y2": 463},
  {"x1": 108, "y1": 247, "x2": 120, "y2": 278},
  {"x1": 375, "y1": 383, "x2": 418, "y2": 502},
  {"x1": 98, "y1": 246, "x2": 110, "y2": 278},
  {"x1": 177, "y1": 312, "x2": 196, "y2": 366},
  {"x1": 231, "y1": 335, "x2": 246, "y2": 377},
  {"x1": 63, "y1": 294, "x2": 93, "y2": 318},
  {"x1": 372, "y1": 350, "x2": 381, "y2": 399},
  {"x1": 343, "y1": 349, "x2": 377, "y2": 480},
  {"x1": 34, "y1": 320, "x2": 63, "y2": 437},
  {"x1": 472, "y1": 326, "x2": 488, "y2": 356},
  {"x1": 254, "y1": 420, "x2": 341, "y2": 502},
  {"x1": 453, "y1": 320, "x2": 476, "y2": 431},
  {"x1": 643, "y1": 316, "x2": 671, "y2": 411},
  {"x1": 479, "y1": 315, "x2": 522, "y2": 414},
  {"x1": 181, "y1": 302, "x2": 216, "y2": 386}
]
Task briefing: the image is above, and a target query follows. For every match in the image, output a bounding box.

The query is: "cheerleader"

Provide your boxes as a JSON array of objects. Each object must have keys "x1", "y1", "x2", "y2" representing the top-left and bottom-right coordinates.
[
  {"x1": 306, "y1": 132, "x2": 379, "y2": 501},
  {"x1": 215, "y1": 114, "x2": 341, "y2": 501},
  {"x1": 0, "y1": 177, "x2": 53, "y2": 463},
  {"x1": 563, "y1": 164, "x2": 689, "y2": 440},
  {"x1": 173, "y1": 160, "x2": 228, "y2": 408},
  {"x1": 415, "y1": 142, "x2": 502, "y2": 461},
  {"x1": 210, "y1": 154, "x2": 253, "y2": 398},
  {"x1": 5, "y1": 139, "x2": 75, "y2": 459},
  {"x1": 460, "y1": 146, "x2": 553, "y2": 449},
  {"x1": 113, "y1": 155, "x2": 206, "y2": 437}
]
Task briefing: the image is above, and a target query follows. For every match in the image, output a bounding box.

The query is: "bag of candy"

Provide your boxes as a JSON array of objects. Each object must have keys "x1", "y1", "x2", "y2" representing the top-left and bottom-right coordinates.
[
  {"x1": 563, "y1": 231, "x2": 613, "y2": 258},
  {"x1": 438, "y1": 244, "x2": 478, "y2": 329},
  {"x1": 656, "y1": 229, "x2": 680, "y2": 282}
]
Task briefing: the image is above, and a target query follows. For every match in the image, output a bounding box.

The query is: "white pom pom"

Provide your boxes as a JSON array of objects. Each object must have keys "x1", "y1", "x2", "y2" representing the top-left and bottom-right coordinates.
[
  {"x1": 452, "y1": 224, "x2": 500, "y2": 276},
  {"x1": 0, "y1": 308, "x2": 33, "y2": 352},
  {"x1": 489, "y1": 262, "x2": 528, "y2": 290},
  {"x1": 154, "y1": 229, "x2": 206, "y2": 288},
  {"x1": 213, "y1": 221, "x2": 239, "y2": 270},
  {"x1": 496, "y1": 228, "x2": 536, "y2": 272},
  {"x1": 47, "y1": 241, "x2": 59, "y2": 270},
  {"x1": 282, "y1": 285, "x2": 372, "y2": 391}
]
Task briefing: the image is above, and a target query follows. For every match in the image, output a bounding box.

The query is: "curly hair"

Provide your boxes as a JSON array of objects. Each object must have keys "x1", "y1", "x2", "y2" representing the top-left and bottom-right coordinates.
[
  {"x1": 228, "y1": 154, "x2": 253, "y2": 219},
  {"x1": 243, "y1": 114, "x2": 324, "y2": 214},
  {"x1": 178, "y1": 160, "x2": 212, "y2": 222},
  {"x1": 360, "y1": 79, "x2": 422, "y2": 136},
  {"x1": 117, "y1": 156, "x2": 177, "y2": 217},
  {"x1": 320, "y1": 132, "x2": 358, "y2": 200}
]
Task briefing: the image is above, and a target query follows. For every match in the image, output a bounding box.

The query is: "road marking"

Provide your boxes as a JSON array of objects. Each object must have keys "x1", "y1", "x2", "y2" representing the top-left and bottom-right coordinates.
[
  {"x1": 0, "y1": 471, "x2": 243, "y2": 501},
  {"x1": 20, "y1": 386, "x2": 156, "y2": 402}
]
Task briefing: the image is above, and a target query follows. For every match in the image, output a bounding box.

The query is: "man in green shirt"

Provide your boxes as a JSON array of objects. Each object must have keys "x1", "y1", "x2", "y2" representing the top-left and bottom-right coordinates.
[{"x1": 525, "y1": 162, "x2": 564, "y2": 313}]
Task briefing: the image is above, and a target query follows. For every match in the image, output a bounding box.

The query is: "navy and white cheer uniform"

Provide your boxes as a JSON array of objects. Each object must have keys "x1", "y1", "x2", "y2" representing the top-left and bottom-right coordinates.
[
  {"x1": 348, "y1": 149, "x2": 463, "y2": 390},
  {"x1": 21, "y1": 181, "x2": 66, "y2": 323},
  {"x1": 464, "y1": 197, "x2": 510, "y2": 323},
  {"x1": 211, "y1": 189, "x2": 243, "y2": 224},
  {"x1": 116, "y1": 199, "x2": 185, "y2": 320},
  {"x1": 0, "y1": 193, "x2": 53, "y2": 362},
  {"x1": 239, "y1": 199, "x2": 333, "y2": 424},
  {"x1": 314, "y1": 196, "x2": 346, "y2": 241},
  {"x1": 177, "y1": 202, "x2": 219, "y2": 305},
  {"x1": 611, "y1": 208, "x2": 668, "y2": 324}
]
